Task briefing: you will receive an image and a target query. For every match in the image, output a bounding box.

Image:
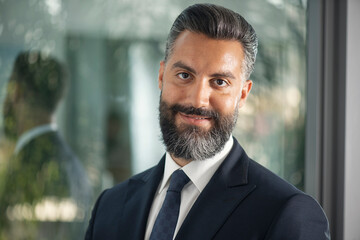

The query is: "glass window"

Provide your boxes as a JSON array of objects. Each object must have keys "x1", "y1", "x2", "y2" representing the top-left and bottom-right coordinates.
[{"x1": 0, "y1": 0, "x2": 307, "y2": 238}]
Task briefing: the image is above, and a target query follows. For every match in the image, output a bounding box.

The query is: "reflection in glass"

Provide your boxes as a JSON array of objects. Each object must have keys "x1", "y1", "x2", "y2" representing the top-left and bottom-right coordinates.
[{"x1": 0, "y1": 52, "x2": 92, "y2": 240}]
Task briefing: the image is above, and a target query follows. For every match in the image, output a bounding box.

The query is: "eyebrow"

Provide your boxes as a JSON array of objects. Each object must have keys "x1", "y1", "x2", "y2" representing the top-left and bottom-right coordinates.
[
  {"x1": 210, "y1": 71, "x2": 236, "y2": 80},
  {"x1": 171, "y1": 61, "x2": 197, "y2": 74},
  {"x1": 171, "y1": 61, "x2": 236, "y2": 80}
]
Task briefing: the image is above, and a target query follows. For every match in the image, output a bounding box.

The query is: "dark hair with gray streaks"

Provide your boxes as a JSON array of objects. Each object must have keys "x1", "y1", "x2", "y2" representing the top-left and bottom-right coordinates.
[{"x1": 164, "y1": 3, "x2": 258, "y2": 81}]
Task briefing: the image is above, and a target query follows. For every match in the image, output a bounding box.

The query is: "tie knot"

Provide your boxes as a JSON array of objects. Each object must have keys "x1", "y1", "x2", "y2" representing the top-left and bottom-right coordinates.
[{"x1": 168, "y1": 169, "x2": 190, "y2": 193}]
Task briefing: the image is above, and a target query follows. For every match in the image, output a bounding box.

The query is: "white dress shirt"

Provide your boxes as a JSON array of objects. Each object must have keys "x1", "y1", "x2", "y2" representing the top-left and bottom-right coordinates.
[
  {"x1": 144, "y1": 136, "x2": 234, "y2": 240},
  {"x1": 14, "y1": 123, "x2": 57, "y2": 154}
]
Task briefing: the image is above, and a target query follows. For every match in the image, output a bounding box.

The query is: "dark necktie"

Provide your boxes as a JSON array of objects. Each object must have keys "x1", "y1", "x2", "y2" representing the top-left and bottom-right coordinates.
[{"x1": 150, "y1": 169, "x2": 190, "y2": 240}]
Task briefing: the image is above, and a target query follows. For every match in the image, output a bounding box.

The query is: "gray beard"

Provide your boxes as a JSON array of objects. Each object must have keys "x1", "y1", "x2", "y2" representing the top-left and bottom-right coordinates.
[{"x1": 159, "y1": 99, "x2": 238, "y2": 161}]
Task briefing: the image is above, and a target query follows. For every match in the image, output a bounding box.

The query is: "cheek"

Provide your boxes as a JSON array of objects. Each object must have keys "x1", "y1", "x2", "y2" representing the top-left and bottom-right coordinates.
[
  {"x1": 161, "y1": 83, "x2": 187, "y2": 104},
  {"x1": 211, "y1": 94, "x2": 240, "y2": 115}
]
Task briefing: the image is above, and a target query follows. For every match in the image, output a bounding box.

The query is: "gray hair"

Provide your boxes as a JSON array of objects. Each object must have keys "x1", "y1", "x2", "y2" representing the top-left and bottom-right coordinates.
[{"x1": 165, "y1": 3, "x2": 258, "y2": 80}]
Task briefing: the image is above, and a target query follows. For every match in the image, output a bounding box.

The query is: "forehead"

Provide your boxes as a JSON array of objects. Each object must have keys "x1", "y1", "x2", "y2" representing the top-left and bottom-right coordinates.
[{"x1": 168, "y1": 31, "x2": 245, "y2": 74}]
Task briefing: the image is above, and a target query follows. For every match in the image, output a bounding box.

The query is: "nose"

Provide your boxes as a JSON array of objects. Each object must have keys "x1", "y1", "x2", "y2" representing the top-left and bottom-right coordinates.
[{"x1": 187, "y1": 78, "x2": 211, "y2": 108}]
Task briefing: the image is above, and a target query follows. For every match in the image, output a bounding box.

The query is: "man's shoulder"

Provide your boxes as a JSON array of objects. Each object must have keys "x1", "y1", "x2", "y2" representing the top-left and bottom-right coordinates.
[
  {"x1": 230, "y1": 139, "x2": 303, "y2": 198},
  {"x1": 18, "y1": 131, "x2": 73, "y2": 159},
  {"x1": 231, "y1": 139, "x2": 302, "y2": 196},
  {"x1": 101, "y1": 165, "x2": 158, "y2": 199},
  {"x1": 247, "y1": 158, "x2": 302, "y2": 196},
  {"x1": 245, "y1": 157, "x2": 324, "y2": 214},
  {"x1": 228, "y1": 141, "x2": 320, "y2": 209},
  {"x1": 228, "y1": 139, "x2": 316, "y2": 211},
  {"x1": 247, "y1": 160, "x2": 330, "y2": 238}
]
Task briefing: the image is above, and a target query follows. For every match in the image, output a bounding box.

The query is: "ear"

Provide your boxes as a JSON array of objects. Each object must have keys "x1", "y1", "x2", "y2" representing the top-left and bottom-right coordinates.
[
  {"x1": 158, "y1": 61, "x2": 165, "y2": 90},
  {"x1": 238, "y1": 80, "x2": 252, "y2": 108}
]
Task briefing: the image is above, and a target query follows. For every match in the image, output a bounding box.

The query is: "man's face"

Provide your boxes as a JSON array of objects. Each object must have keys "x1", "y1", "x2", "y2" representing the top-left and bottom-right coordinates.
[{"x1": 158, "y1": 31, "x2": 252, "y2": 162}]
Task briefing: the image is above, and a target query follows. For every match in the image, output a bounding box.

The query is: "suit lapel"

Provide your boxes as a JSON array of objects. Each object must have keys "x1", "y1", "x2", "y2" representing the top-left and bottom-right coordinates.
[
  {"x1": 119, "y1": 157, "x2": 165, "y2": 240},
  {"x1": 175, "y1": 139, "x2": 256, "y2": 240}
]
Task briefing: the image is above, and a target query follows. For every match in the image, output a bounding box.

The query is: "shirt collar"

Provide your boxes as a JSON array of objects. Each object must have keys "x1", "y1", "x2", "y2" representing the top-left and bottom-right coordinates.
[
  {"x1": 15, "y1": 123, "x2": 57, "y2": 154},
  {"x1": 159, "y1": 136, "x2": 233, "y2": 194}
]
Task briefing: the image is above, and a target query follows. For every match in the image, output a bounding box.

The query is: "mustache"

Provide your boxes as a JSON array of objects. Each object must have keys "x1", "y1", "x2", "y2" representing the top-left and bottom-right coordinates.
[{"x1": 170, "y1": 104, "x2": 219, "y2": 120}]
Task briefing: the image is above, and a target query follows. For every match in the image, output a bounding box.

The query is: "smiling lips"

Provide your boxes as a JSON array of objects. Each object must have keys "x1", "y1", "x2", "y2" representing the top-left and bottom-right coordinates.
[{"x1": 178, "y1": 112, "x2": 212, "y2": 127}]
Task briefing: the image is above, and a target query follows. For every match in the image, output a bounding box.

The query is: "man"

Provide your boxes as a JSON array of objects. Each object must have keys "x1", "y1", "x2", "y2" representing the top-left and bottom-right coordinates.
[
  {"x1": 86, "y1": 4, "x2": 330, "y2": 240},
  {"x1": 0, "y1": 51, "x2": 92, "y2": 240}
]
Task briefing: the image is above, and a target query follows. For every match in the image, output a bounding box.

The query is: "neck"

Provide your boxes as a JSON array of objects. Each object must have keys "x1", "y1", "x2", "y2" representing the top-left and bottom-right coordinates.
[
  {"x1": 15, "y1": 106, "x2": 53, "y2": 138},
  {"x1": 171, "y1": 154, "x2": 192, "y2": 167}
]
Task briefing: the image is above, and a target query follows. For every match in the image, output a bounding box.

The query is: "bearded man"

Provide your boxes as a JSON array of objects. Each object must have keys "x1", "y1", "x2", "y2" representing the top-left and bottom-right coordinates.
[{"x1": 85, "y1": 4, "x2": 330, "y2": 240}]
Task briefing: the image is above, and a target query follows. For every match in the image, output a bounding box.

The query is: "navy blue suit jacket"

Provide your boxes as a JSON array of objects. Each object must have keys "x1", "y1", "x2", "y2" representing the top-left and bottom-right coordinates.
[{"x1": 85, "y1": 138, "x2": 330, "y2": 239}]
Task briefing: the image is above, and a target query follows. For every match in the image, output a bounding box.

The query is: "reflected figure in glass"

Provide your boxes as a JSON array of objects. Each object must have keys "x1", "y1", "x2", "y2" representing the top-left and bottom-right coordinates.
[{"x1": 0, "y1": 51, "x2": 92, "y2": 240}]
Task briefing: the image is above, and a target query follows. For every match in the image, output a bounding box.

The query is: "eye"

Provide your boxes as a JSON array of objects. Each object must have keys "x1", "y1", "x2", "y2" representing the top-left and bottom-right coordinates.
[
  {"x1": 214, "y1": 79, "x2": 228, "y2": 87},
  {"x1": 177, "y1": 72, "x2": 190, "y2": 80}
]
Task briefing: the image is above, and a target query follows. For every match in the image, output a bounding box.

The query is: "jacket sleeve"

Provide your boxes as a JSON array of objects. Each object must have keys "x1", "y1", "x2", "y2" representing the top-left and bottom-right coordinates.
[
  {"x1": 84, "y1": 190, "x2": 108, "y2": 240},
  {"x1": 264, "y1": 193, "x2": 330, "y2": 240}
]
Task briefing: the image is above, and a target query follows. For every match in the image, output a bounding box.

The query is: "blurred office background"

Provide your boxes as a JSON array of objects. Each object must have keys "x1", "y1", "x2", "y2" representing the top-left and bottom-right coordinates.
[{"x1": 0, "y1": 0, "x2": 359, "y2": 239}]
